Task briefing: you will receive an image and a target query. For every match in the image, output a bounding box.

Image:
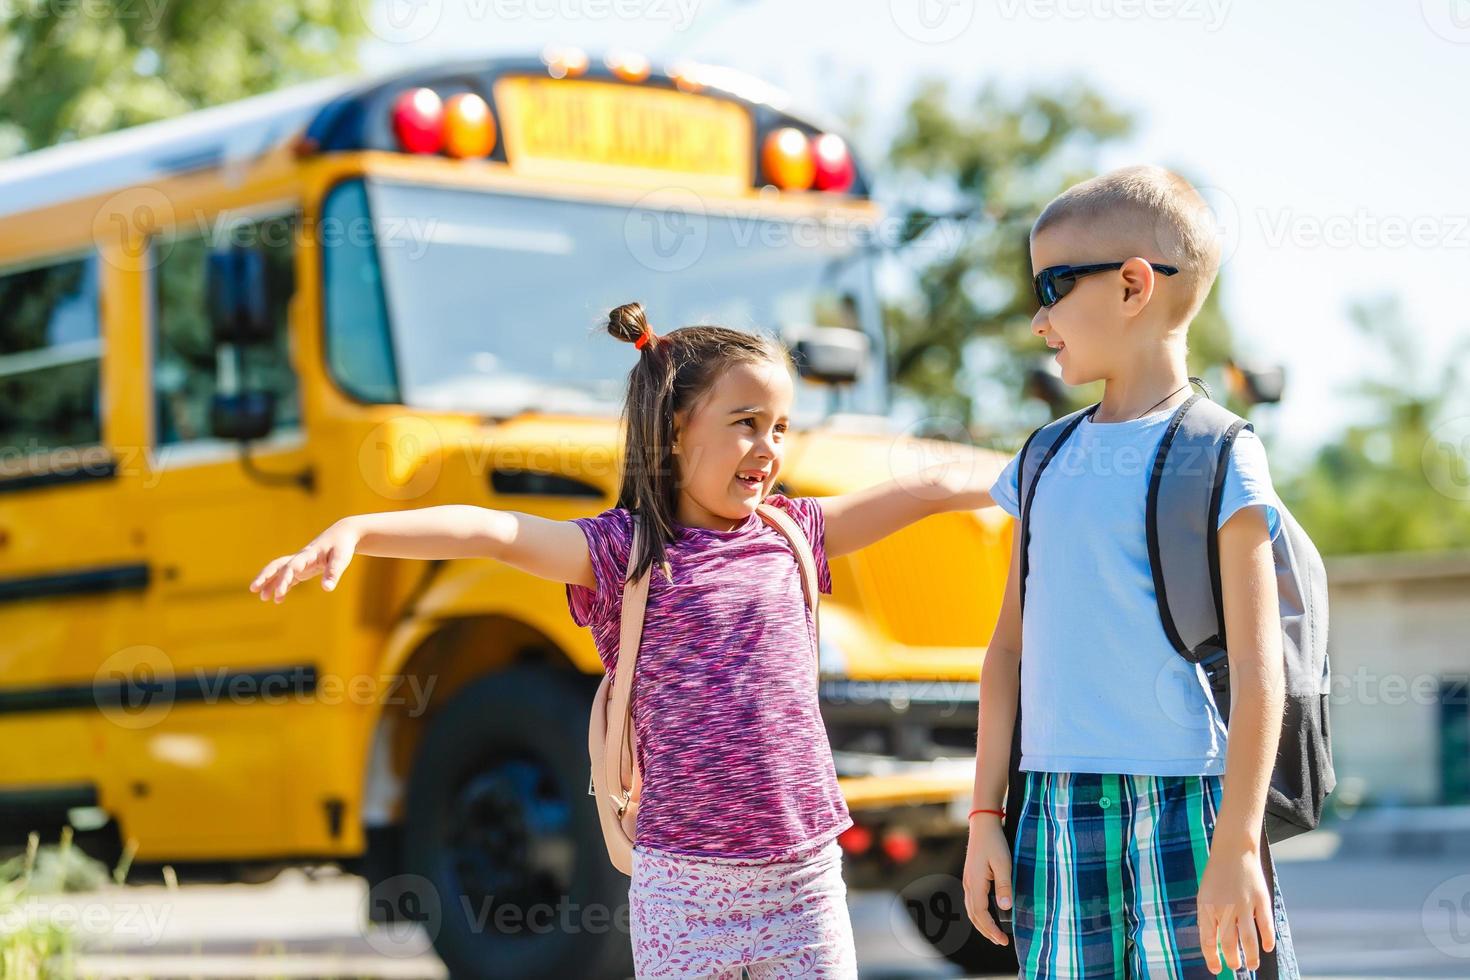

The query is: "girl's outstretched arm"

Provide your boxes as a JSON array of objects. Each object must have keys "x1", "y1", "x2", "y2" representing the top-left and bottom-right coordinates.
[
  {"x1": 819, "y1": 457, "x2": 999, "y2": 559},
  {"x1": 248, "y1": 505, "x2": 594, "y2": 603}
]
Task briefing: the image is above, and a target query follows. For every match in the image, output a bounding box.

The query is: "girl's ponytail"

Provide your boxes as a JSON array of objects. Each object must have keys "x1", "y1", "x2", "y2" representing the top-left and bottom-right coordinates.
[
  {"x1": 608, "y1": 301, "x2": 658, "y2": 353},
  {"x1": 607, "y1": 302, "x2": 678, "y2": 584},
  {"x1": 604, "y1": 302, "x2": 787, "y2": 585}
]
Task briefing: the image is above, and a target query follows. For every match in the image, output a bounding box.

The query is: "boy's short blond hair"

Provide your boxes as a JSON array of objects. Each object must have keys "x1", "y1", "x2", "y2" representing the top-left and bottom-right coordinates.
[{"x1": 1032, "y1": 165, "x2": 1222, "y2": 324}]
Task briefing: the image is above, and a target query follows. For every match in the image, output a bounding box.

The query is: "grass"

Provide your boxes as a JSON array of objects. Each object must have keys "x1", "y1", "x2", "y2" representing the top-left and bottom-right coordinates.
[
  {"x1": 0, "y1": 827, "x2": 146, "y2": 980},
  {"x1": 1, "y1": 829, "x2": 394, "y2": 980}
]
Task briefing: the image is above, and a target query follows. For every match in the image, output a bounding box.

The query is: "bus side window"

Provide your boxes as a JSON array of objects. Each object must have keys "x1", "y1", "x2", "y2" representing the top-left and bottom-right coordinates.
[
  {"x1": 151, "y1": 213, "x2": 301, "y2": 448},
  {"x1": 0, "y1": 252, "x2": 103, "y2": 469}
]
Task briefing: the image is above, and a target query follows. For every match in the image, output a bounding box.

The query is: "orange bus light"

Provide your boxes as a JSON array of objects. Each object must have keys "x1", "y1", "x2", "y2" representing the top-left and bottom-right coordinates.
[
  {"x1": 443, "y1": 92, "x2": 496, "y2": 158},
  {"x1": 542, "y1": 45, "x2": 589, "y2": 79},
  {"x1": 761, "y1": 127, "x2": 814, "y2": 191},
  {"x1": 606, "y1": 50, "x2": 651, "y2": 83}
]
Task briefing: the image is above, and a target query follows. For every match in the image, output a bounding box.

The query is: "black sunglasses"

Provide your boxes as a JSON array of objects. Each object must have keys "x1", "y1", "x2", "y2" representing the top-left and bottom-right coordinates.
[{"x1": 1032, "y1": 261, "x2": 1179, "y2": 308}]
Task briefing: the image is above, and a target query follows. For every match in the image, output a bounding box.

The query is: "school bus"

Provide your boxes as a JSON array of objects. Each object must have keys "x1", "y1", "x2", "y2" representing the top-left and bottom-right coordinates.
[{"x1": 0, "y1": 51, "x2": 1016, "y2": 976}]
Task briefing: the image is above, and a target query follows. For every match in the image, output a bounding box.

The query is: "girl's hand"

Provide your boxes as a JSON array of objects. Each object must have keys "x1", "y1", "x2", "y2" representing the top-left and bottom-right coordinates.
[
  {"x1": 962, "y1": 818, "x2": 1013, "y2": 946},
  {"x1": 250, "y1": 521, "x2": 360, "y2": 603}
]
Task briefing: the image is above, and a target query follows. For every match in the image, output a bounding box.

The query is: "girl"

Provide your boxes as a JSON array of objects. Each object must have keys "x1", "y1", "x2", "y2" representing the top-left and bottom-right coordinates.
[{"x1": 249, "y1": 302, "x2": 994, "y2": 978}]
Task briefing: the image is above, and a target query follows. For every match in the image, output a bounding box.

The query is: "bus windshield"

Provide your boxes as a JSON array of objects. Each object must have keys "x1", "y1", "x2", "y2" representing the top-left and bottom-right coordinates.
[{"x1": 321, "y1": 178, "x2": 888, "y2": 426}]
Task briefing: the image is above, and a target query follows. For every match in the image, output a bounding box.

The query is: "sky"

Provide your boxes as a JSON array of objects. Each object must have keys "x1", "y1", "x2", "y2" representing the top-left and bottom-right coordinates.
[{"x1": 355, "y1": 0, "x2": 1469, "y2": 466}]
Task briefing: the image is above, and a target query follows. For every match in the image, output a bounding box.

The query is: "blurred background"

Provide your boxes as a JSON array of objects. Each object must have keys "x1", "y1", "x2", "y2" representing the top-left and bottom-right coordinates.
[{"x1": 0, "y1": 1, "x2": 1467, "y2": 977}]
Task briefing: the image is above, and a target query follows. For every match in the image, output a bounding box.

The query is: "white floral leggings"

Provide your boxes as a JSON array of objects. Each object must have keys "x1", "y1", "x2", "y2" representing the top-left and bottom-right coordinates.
[{"x1": 628, "y1": 836, "x2": 859, "y2": 979}]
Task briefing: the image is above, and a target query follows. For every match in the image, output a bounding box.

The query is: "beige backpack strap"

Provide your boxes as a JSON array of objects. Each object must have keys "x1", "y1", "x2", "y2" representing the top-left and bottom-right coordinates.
[
  {"x1": 603, "y1": 516, "x2": 649, "y2": 805},
  {"x1": 756, "y1": 502, "x2": 822, "y2": 680}
]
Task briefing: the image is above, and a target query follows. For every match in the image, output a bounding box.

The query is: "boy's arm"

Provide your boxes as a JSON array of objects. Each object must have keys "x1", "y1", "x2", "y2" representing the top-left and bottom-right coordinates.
[
  {"x1": 963, "y1": 518, "x2": 1023, "y2": 943},
  {"x1": 818, "y1": 453, "x2": 999, "y2": 559},
  {"x1": 1197, "y1": 503, "x2": 1284, "y2": 973},
  {"x1": 972, "y1": 520, "x2": 1021, "y2": 812},
  {"x1": 250, "y1": 505, "x2": 595, "y2": 602}
]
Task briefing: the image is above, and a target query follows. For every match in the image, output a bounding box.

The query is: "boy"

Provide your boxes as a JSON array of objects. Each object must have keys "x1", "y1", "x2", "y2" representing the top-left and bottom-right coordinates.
[{"x1": 964, "y1": 165, "x2": 1300, "y2": 978}]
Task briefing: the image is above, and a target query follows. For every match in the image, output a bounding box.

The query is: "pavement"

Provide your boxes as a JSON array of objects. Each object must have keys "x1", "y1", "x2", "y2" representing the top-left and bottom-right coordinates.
[{"x1": 7, "y1": 816, "x2": 1470, "y2": 978}]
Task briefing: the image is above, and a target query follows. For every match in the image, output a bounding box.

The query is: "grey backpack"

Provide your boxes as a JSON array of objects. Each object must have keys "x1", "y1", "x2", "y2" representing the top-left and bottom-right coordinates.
[{"x1": 1002, "y1": 389, "x2": 1335, "y2": 845}]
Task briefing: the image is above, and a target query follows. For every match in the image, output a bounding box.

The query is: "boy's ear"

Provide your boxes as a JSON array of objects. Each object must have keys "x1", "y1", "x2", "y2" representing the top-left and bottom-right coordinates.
[{"x1": 1119, "y1": 256, "x2": 1158, "y2": 313}]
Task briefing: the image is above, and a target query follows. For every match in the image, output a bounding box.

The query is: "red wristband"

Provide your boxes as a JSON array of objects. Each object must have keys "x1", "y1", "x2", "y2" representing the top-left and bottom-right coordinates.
[{"x1": 968, "y1": 807, "x2": 1005, "y2": 820}]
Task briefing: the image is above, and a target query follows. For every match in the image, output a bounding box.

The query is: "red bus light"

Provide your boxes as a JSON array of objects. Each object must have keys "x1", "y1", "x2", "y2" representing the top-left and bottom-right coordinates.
[
  {"x1": 837, "y1": 823, "x2": 873, "y2": 855},
  {"x1": 812, "y1": 133, "x2": 855, "y2": 193},
  {"x1": 880, "y1": 827, "x2": 919, "y2": 864},
  {"x1": 392, "y1": 87, "x2": 444, "y2": 155}
]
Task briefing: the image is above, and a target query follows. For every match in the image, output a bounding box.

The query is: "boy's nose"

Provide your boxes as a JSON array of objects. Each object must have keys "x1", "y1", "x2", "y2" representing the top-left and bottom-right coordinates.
[{"x1": 1032, "y1": 308, "x2": 1050, "y2": 334}]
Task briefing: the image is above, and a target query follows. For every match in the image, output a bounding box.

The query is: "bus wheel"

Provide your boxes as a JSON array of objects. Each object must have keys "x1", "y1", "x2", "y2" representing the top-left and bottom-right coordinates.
[{"x1": 401, "y1": 667, "x2": 633, "y2": 980}]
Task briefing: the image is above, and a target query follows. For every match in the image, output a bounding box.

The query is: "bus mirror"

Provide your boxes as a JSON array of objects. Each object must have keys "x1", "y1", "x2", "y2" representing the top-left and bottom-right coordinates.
[
  {"x1": 207, "y1": 246, "x2": 274, "y2": 345},
  {"x1": 210, "y1": 391, "x2": 276, "y2": 441},
  {"x1": 1025, "y1": 358, "x2": 1068, "y2": 412},
  {"x1": 1227, "y1": 359, "x2": 1286, "y2": 405},
  {"x1": 788, "y1": 326, "x2": 868, "y2": 385}
]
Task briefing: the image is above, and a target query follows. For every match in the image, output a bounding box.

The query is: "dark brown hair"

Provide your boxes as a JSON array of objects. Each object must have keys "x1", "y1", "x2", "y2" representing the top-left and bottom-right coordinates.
[{"x1": 605, "y1": 301, "x2": 788, "y2": 583}]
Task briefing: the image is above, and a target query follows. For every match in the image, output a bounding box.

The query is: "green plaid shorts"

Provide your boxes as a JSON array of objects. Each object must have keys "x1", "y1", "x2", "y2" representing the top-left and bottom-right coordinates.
[{"x1": 1011, "y1": 770, "x2": 1300, "y2": 979}]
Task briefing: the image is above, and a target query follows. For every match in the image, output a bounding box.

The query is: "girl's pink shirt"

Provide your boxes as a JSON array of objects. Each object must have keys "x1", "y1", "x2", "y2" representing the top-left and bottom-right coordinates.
[{"x1": 566, "y1": 493, "x2": 852, "y2": 862}]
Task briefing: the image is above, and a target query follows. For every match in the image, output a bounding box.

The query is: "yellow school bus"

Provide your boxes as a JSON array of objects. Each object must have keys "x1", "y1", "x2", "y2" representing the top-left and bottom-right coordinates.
[{"x1": 0, "y1": 50, "x2": 1015, "y2": 976}]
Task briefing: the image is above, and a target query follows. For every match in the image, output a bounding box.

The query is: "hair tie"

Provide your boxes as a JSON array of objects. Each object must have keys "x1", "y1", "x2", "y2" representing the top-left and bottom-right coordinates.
[{"x1": 634, "y1": 326, "x2": 656, "y2": 350}]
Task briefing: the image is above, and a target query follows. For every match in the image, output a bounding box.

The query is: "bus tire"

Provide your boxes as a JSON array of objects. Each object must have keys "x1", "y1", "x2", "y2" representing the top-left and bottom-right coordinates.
[{"x1": 401, "y1": 666, "x2": 633, "y2": 980}]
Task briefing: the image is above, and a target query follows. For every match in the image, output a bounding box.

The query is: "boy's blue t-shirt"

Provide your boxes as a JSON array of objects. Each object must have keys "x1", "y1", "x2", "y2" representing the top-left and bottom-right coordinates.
[{"x1": 989, "y1": 403, "x2": 1283, "y2": 776}]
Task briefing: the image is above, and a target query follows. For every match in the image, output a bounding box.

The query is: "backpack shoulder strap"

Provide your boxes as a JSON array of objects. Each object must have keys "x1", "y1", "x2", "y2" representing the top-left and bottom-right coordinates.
[
  {"x1": 1017, "y1": 401, "x2": 1100, "y2": 614},
  {"x1": 606, "y1": 516, "x2": 651, "y2": 799},
  {"x1": 756, "y1": 501, "x2": 821, "y2": 682},
  {"x1": 1147, "y1": 393, "x2": 1251, "y2": 677}
]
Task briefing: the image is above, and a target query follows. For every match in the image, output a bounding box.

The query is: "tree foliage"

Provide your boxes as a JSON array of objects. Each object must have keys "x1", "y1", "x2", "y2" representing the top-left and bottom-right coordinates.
[
  {"x1": 1279, "y1": 296, "x2": 1470, "y2": 555},
  {"x1": 0, "y1": 0, "x2": 367, "y2": 155},
  {"x1": 880, "y1": 78, "x2": 1239, "y2": 430}
]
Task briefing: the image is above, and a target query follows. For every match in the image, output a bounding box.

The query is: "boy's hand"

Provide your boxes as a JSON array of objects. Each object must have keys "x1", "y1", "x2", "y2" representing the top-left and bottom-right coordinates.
[
  {"x1": 961, "y1": 818, "x2": 1013, "y2": 946},
  {"x1": 249, "y1": 521, "x2": 360, "y2": 602},
  {"x1": 1197, "y1": 843, "x2": 1275, "y2": 973}
]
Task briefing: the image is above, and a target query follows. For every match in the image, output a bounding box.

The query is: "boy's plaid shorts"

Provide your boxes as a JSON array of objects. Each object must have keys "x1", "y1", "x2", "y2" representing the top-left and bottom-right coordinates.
[{"x1": 1010, "y1": 770, "x2": 1300, "y2": 979}]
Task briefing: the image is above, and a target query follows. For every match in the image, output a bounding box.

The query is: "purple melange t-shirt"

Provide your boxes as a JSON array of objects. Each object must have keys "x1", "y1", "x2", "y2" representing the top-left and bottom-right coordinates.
[{"x1": 566, "y1": 493, "x2": 852, "y2": 862}]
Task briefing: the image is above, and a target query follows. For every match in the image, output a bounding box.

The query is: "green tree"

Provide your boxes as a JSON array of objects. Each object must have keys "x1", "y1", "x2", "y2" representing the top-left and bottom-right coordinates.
[
  {"x1": 1279, "y1": 296, "x2": 1470, "y2": 555},
  {"x1": 0, "y1": 0, "x2": 367, "y2": 156},
  {"x1": 880, "y1": 78, "x2": 1239, "y2": 430}
]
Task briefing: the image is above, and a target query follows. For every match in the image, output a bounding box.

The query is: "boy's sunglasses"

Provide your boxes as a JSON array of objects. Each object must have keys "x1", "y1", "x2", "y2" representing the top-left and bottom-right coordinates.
[{"x1": 1032, "y1": 261, "x2": 1179, "y2": 308}]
